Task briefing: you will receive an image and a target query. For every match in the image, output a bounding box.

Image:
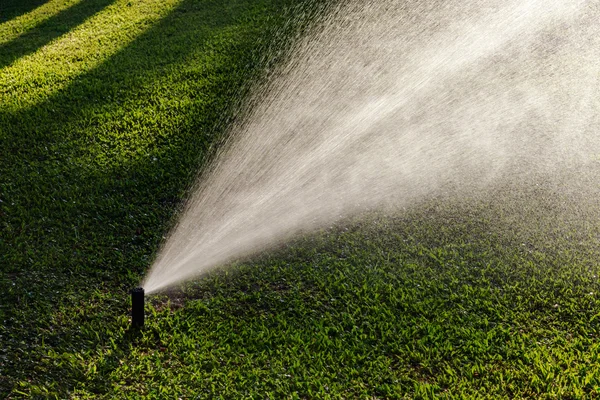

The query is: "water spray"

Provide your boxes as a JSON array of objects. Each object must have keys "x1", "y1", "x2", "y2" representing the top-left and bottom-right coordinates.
[
  {"x1": 142, "y1": 0, "x2": 600, "y2": 294},
  {"x1": 131, "y1": 287, "x2": 145, "y2": 328}
]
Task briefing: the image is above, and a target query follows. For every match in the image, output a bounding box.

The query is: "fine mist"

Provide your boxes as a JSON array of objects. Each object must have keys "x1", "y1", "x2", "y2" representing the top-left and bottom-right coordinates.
[{"x1": 143, "y1": 0, "x2": 600, "y2": 294}]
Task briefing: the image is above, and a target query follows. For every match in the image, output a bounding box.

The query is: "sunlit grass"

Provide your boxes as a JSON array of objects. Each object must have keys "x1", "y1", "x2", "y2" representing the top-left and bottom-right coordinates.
[
  {"x1": 0, "y1": 0, "x2": 81, "y2": 45},
  {"x1": 0, "y1": 0, "x2": 181, "y2": 112}
]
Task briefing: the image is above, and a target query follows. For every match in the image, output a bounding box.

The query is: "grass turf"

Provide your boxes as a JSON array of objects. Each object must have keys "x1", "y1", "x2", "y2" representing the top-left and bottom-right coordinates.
[{"x1": 2, "y1": 0, "x2": 600, "y2": 398}]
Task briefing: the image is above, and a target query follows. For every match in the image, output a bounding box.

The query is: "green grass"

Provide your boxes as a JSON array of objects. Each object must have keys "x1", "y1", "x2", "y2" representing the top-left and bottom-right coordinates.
[
  {"x1": 2, "y1": 0, "x2": 600, "y2": 398},
  {"x1": 0, "y1": 0, "x2": 51, "y2": 25}
]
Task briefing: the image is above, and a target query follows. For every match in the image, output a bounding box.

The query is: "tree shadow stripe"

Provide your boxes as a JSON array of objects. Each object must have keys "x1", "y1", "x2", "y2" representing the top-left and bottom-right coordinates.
[
  {"x1": 0, "y1": 0, "x2": 49, "y2": 25},
  {"x1": 0, "y1": 0, "x2": 115, "y2": 71}
]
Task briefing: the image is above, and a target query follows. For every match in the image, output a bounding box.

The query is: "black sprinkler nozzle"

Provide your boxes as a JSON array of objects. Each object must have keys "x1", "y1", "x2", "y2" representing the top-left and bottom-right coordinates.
[{"x1": 131, "y1": 287, "x2": 145, "y2": 328}]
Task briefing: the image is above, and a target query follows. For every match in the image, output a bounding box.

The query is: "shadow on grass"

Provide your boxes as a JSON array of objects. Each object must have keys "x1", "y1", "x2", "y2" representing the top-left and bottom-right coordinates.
[
  {"x1": 0, "y1": 0, "x2": 322, "y2": 396},
  {"x1": 0, "y1": 0, "x2": 115, "y2": 69},
  {"x1": 0, "y1": 0, "x2": 49, "y2": 24}
]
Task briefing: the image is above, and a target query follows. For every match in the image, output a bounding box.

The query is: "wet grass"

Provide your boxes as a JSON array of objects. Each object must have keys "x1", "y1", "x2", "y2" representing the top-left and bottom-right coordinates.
[{"x1": 2, "y1": 0, "x2": 600, "y2": 398}]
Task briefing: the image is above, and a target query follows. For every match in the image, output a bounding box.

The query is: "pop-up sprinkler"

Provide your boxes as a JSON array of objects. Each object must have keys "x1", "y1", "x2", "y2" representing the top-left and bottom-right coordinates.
[{"x1": 131, "y1": 287, "x2": 145, "y2": 328}]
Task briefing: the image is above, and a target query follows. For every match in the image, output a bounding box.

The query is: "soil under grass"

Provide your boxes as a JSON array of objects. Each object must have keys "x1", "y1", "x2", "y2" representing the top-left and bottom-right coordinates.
[{"x1": 2, "y1": 0, "x2": 600, "y2": 398}]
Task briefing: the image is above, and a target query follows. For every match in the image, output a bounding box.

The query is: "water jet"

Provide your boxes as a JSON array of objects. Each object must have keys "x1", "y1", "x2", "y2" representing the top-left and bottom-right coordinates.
[{"x1": 131, "y1": 287, "x2": 145, "y2": 328}]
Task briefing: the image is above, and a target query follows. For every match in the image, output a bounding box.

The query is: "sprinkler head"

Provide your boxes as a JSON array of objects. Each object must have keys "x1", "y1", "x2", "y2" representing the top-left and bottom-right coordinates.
[{"x1": 131, "y1": 287, "x2": 145, "y2": 328}]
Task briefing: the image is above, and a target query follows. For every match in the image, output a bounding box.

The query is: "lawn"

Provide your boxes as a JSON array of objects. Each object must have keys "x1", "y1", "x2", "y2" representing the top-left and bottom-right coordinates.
[{"x1": 2, "y1": 0, "x2": 600, "y2": 398}]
